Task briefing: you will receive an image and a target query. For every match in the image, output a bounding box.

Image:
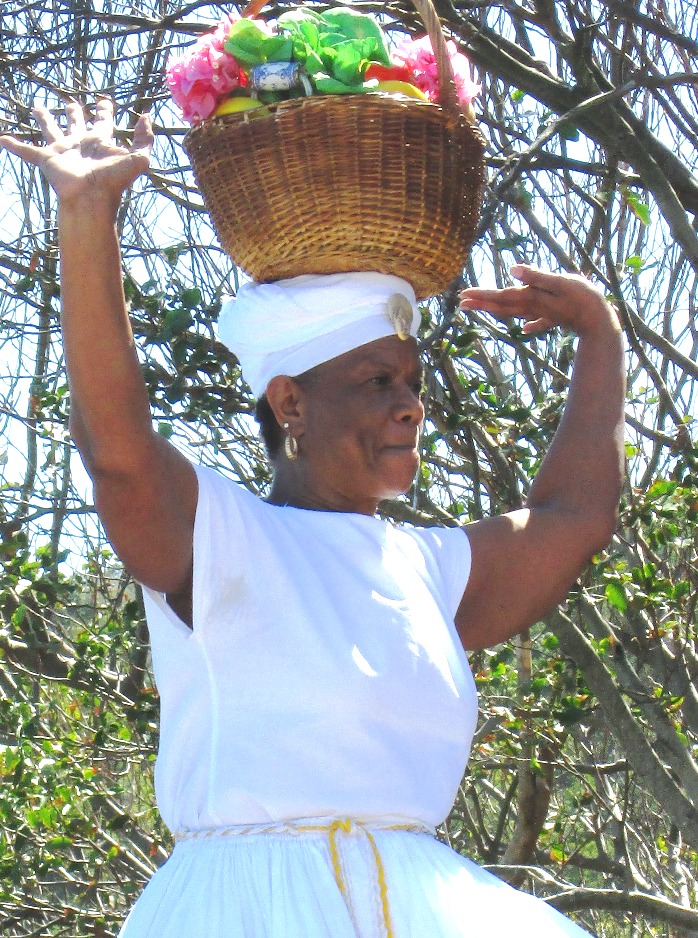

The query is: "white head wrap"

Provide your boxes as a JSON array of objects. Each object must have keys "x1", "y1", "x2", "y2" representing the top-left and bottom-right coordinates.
[{"x1": 217, "y1": 272, "x2": 420, "y2": 398}]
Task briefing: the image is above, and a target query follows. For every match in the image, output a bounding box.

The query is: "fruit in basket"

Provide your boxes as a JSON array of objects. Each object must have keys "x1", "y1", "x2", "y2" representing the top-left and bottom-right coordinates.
[
  {"x1": 212, "y1": 96, "x2": 269, "y2": 117},
  {"x1": 371, "y1": 81, "x2": 428, "y2": 100},
  {"x1": 167, "y1": 11, "x2": 480, "y2": 126}
]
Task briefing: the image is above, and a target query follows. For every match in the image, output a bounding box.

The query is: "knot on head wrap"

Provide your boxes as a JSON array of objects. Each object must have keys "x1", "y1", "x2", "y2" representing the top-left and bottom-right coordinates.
[{"x1": 217, "y1": 272, "x2": 420, "y2": 398}]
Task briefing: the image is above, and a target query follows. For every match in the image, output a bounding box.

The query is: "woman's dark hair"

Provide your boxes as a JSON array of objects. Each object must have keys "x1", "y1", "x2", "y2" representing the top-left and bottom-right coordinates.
[{"x1": 254, "y1": 393, "x2": 284, "y2": 460}]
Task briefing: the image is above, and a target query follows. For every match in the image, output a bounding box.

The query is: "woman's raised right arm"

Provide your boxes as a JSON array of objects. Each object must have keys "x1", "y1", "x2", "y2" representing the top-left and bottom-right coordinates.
[{"x1": 0, "y1": 100, "x2": 197, "y2": 613}]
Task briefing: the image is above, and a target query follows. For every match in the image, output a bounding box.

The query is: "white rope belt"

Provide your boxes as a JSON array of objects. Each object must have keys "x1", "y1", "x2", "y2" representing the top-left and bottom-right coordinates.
[{"x1": 174, "y1": 816, "x2": 435, "y2": 938}]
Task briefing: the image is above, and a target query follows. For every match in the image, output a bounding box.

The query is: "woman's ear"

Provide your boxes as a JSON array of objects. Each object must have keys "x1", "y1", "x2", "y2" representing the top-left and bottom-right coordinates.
[{"x1": 265, "y1": 375, "x2": 307, "y2": 436}]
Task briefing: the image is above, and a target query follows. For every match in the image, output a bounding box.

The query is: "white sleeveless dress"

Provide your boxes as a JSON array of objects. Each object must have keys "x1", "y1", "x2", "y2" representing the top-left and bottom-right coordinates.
[{"x1": 119, "y1": 464, "x2": 592, "y2": 937}]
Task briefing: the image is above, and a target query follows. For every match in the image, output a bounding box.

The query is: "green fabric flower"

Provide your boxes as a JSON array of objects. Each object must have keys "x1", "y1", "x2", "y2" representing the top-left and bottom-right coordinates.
[
  {"x1": 223, "y1": 18, "x2": 293, "y2": 69},
  {"x1": 223, "y1": 7, "x2": 392, "y2": 96},
  {"x1": 278, "y1": 8, "x2": 391, "y2": 93}
]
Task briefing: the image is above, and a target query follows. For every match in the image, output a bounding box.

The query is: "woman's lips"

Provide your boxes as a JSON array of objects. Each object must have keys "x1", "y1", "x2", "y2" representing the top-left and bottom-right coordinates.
[{"x1": 382, "y1": 442, "x2": 420, "y2": 453}]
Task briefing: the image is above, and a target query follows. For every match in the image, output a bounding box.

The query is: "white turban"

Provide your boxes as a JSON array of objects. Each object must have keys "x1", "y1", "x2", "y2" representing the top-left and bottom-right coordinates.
[{"x1": 217, "y1": 272, "x2": 420, "y2": 398}]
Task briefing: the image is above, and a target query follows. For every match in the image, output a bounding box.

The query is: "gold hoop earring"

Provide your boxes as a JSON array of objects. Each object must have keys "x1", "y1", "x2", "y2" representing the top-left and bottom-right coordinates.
[{"x1": 283, "y1": 422, "x2": 298, "y2": 461}]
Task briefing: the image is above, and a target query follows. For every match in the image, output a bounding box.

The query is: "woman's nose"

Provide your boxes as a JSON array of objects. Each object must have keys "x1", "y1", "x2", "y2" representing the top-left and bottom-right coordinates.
[{"x1": 394, "y1": 384, "x2": 425, "y2": 424}]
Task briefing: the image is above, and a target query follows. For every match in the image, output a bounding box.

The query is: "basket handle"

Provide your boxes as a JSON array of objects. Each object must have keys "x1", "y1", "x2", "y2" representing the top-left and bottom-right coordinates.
[
  {"x1": 409, "y1": 0, "x2": 460, "y2": 116},
  {"x1": 239, "y1": 0, "x2": 460, "y2": 118},
  {"x1": 241, "y1": 0, "x2": 266, "y2": 20}
]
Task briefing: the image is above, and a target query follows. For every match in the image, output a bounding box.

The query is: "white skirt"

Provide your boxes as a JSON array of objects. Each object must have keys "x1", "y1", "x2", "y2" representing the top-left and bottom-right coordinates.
[{"x1": 118, "y1": 818, "x2": 592, "y2": 937}]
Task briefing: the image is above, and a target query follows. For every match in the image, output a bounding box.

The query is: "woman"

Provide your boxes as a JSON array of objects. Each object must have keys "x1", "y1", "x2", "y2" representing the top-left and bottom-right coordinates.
[{"x1": 0, "y1": 101, "x2": 625, "y2": 937}]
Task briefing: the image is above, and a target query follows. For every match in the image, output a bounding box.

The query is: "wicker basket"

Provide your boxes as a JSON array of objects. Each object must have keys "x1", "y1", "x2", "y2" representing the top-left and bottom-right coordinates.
[{"x1": 183, "y1": 0, "x2": 485, "y2": 300}]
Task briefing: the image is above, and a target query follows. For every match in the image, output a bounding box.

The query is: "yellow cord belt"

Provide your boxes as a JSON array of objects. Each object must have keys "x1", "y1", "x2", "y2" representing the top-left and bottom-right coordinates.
[{"x1": 175, "y1": 815, "x2": 434, "y2": 937}]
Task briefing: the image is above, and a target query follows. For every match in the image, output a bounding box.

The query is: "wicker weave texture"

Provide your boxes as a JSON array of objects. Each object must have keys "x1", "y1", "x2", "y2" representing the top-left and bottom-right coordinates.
[{"x1": 184, "y1": 94, "x2": 485, "y2": 300}]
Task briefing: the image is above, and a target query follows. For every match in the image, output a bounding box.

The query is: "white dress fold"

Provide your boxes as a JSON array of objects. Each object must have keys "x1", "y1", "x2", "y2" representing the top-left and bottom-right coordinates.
[{"x1": 121, "y1": 826, "x2": 589, "y2": 937}]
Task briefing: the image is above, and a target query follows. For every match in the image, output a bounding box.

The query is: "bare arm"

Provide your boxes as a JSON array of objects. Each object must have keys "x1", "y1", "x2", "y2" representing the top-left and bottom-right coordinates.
[
  {"x1": 0, "y1": 101, "x2": 197, "y2": 611},
  {"x1": 453, "y1": 266, "x2": 626, "y2": 651}
]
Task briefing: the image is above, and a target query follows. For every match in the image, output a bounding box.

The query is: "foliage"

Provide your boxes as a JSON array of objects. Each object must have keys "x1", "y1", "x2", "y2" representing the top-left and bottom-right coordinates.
[{"x1": 1, "y1": 0, "x2": 697, "y2": 934}]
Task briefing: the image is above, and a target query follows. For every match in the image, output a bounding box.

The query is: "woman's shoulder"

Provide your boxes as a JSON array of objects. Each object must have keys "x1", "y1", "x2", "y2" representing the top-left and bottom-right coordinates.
[
  {"x1": 397, "y1": 522, "x2": 472, "y2": 610},
  {"x1": 193, "y1": 463, "x2": 262, "y2": 508},
  {"x1": 190, "y1": 464, "x2": 270, "y2": 553},
  {"x1": 397, "y1": 519, "x2": 470, "y2": 553}
]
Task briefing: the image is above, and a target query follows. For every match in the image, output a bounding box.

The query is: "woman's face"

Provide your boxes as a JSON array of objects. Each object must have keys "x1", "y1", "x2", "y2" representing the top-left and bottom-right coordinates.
[{"x1": 295, "y1": 335, "x2": 425, "y2": 513}]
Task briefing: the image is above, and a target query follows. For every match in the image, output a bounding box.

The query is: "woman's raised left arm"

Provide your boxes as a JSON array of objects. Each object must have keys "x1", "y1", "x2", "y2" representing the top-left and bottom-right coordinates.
[{"x1": 453, "y1": 265, "x2": 626, "y2": 651}]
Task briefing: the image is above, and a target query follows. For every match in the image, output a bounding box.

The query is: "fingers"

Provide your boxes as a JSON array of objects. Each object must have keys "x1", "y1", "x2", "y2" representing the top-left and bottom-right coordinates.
[
  {"x1": 31, "y1": 104, "x2": 64, "y2": 144},
  {"x1": 509, "y1": 264, "x2": 564, "y2": 296},
  {"x1": 0, "y1": 134, "x2": 45, "y2": 165},
  {"x1": 0, "y1": 103, "x2": 64, "y2": 163},
  {"x1": 92, "y1": 98, "x2": 114, "y2": 139},
  {"x1": 459, "y1": 282, "x2": 537, "y2": 318},
  {"x1": 459, "y1": 284, "x2": 529, "y2": 306},
  {"x1": 521, "y1": 317, "x2": 554, "y2": 335},
  {"x1": 459, "y1": 281, "x2": 563, "y2": 332},
  {"x1": 0, "y1": 99, "x2": 106, "y2": 161},
  {"x1": 132, "y1": 112, "x2": 154, "y2": 156},
  {"x1": 459, "y1": 265, "x2": 616, "y2": 338},
  {"x1": 510, "y1": 263, "x2": 607, "y2": 305},
  {"x1": 459, "y1": 265, "x2": 563, "y2": 331},
  {"x1": 36, "y1": 99, "x2": 116, "y2": 144},
  {"x1": 65, "y1": 100, "x2": 86, "y2": 136}
]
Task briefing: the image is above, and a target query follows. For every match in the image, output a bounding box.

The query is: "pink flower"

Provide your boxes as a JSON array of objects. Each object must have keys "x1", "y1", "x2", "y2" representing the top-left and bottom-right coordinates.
[
  {"x1": 210, "y1": 14, "x2": 238, "y2": 52},
  {"x1": 166, "y1": 15, "x2": 246, "y2": 125},
  {"x1": 392, "y1": 35, "x2": 479, "y2": 109}
]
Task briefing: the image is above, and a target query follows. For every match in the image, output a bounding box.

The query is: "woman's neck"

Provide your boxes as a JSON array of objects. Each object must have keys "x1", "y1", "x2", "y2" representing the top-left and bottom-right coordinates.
[{"x1": 266, "y1": 468, "x2": 378, "y2": 516}]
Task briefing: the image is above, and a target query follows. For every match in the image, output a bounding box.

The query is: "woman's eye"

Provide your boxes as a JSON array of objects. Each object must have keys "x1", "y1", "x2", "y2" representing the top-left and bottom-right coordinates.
[{"x1": 370, "y1": 374, "x2": 391, "y2": 387}]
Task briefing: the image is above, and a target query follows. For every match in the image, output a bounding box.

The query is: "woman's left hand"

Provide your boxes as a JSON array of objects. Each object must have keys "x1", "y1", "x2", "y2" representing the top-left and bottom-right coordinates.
[{"x1": 458, "y1": 264, "x2": 621, "y2": 339}]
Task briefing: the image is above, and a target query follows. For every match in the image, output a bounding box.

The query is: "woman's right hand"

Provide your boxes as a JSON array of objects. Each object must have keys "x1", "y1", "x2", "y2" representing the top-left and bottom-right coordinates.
[{"x1": 0, "y1": 99, "x2": 153, "y2": 212}]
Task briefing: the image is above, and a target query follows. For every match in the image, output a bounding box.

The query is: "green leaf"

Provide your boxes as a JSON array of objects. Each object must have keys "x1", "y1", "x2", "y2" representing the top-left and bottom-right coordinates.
[
  {"x1": 180, "y1": 287, "x2": 201, "y2": 310},
  {"x1": 672, "y1": 580, "x2": 691, "y2": 600},
  {"x1": 557, "y1": 120, "x2": 580, "y2": 141},
  {"x1": 162, "y1": 308, "x2": 192, "y2": 338},
  {"x1": 624, "y1": 254, "x2": 643, "y2": 272},
  {"x1": 622, "y1": 186, "x2": 651, "y2": 225},
  {"x1": 605, "y1": 581, "x2": 628, "y2": 612},
  {"x1": 298, "y1": 47, "x2": 325, "y2": 76},
  {"x1": 14, "y1": 275, "x2": 34, "y2": 294},
  {"x1": 494, "y1": 234, "x2": 528, "y2": 251},
  {"x1": 452, "y1": 331, "x2": 478, "y2": 349},
  {"x1": 162, "y1": 244, "x2": 184, "y2": 266},
  {"x1": 648, "y1": 479, "x2": 675, "y2": 499},
  {"x1": 48, "y1": 835, "x2": 73, "y2": 848}
]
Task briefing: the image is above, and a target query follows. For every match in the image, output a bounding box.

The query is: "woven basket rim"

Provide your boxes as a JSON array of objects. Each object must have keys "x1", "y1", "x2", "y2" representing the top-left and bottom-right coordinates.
[{"x1": 183, "y1": 90, "x2": 473, "y2": 148}]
